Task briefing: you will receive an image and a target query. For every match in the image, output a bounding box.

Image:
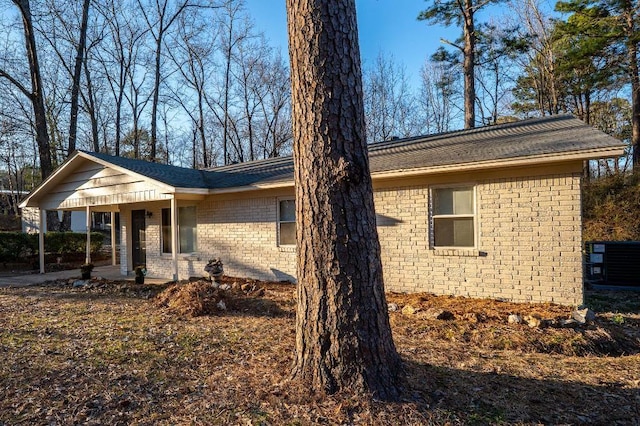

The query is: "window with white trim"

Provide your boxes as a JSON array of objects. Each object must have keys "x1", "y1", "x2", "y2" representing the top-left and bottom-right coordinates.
[
  {"x1": 431, "y1": 186, "x2": 475, "y2": 247},
  {"x1": 278, "y1": 199, "x2": 296, "y2": 246},
  {"x1": 161, "y1": 206, "x2": 197, "y2": 253}
]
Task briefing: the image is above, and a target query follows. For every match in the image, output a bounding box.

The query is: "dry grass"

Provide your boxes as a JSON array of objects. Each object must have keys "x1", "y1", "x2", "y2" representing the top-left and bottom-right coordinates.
[{"x1": 1, "y1": 277, "x2": 639, "y2": 425}]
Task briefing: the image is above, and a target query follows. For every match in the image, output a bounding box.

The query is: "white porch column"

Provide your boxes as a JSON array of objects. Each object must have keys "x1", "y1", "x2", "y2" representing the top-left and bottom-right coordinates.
[
  {"x1": 110, "y1": 211, "x2": 117, "y2": 266},
  {"x1": 171, "y1": 196, "x2": 178, "y2": 281},
  {"x1": 39, "y1": 209, "x2": 46, "y2": 274},
  {"x1": 85, "y1": 205, "x2": 91, "y2": 264}
]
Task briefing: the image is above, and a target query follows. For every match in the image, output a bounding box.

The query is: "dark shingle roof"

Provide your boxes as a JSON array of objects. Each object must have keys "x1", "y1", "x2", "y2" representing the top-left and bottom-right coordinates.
[
  {"x1": 367, "y1": 114, "x2": 622, "y2": 172},
  {"x1": 83, "y1": 151, "x2": 215, "y2": 189},
  {"x1": 202, "y1": 114, "x2": 624, "y2": 188},
  {"x1": 84, "y1": 115, "x2": 624, "y2": 191}
]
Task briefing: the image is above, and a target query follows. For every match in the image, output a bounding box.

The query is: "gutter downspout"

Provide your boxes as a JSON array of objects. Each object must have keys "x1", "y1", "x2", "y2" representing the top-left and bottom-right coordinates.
[
  {"x1": 171, "y1": 196, "x2": 178, "y2": 281},
  {"x1": 39, "y1": 209, "x2": 46, "y2": 274},
  {"x1": 111, "y1": 211, "x2": 117, "y2": 266},
  {"x1": 85, "y1": 206, "x2": 91, "y2": 264}
]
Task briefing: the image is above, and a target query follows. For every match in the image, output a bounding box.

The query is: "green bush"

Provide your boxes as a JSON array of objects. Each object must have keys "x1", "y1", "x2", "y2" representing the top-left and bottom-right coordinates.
[
  {"x1": 0, "y1": 232, "x2": 33, "y2": 262},
  {"x1": 0, "y1": 231, "x2": 105, "y2": 262},
  {"x1": 44, "y1": 232, "x2": 105, "y2": 255}
]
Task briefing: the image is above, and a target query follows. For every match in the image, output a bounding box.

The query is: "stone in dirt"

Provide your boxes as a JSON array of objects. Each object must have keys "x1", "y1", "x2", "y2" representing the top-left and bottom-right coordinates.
[
  {"x1": 572, "y1": 307, "x2": 595, "y2": 324},
  {"x1": 73, "y1": 280, "x2": 88, "y2": 288},
  {"x1": 216, "y1": 300, "x2": 227, "y2": 310},
  {"x1": 219, "y1": 284, "x2": 231, "y2": 291},
  {"x1": 402, "y1": 305, "x2": 417, "y2": 315},
  {"x1": 508, "y1": 314, "x2": 522, "y2": 324},
  {"x1": 387, "y1": 303, "x2": 399, "y2": 312},
  {"x1": 559, "y1": 318, "x2": 579, "y2": 328},
  {"x1": 523, "y1": 314, "x2": 543, "y2": 328}
]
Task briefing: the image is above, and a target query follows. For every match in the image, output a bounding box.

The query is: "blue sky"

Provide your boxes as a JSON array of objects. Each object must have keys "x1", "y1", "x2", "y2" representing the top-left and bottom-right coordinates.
[{"x1": 244, "y1": 0, "x2": 461, "y2": 87}]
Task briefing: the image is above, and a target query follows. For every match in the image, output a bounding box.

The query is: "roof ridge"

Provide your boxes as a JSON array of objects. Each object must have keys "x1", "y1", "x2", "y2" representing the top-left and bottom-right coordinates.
[{"x1": 368, "y1": 114, "x2": 577, "y2": 151}]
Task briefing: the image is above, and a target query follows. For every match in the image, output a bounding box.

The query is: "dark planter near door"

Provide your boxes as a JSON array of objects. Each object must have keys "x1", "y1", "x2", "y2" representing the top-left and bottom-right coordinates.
[
  {"x1": 135, "y1": 266, "x2": 146, "y2": 284},
  {"x1": 80, "y1": 263, "x2": 94, "y2": 279}
]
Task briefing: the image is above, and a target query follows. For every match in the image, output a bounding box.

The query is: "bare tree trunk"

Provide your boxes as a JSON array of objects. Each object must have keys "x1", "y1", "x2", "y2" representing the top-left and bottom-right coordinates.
[
  {"x1": 222, "y1": 12, "x2": 233, "y2": 165},
  {"x1": 463, "y1": 0, "x2": 475, "y2": 129},
  {"x1": 627, "y1": 7, "x2": 640, "y2": 169},
  {"x1": 4, "y1": 0, "x2": 59, "y2": 231},
  {"x1": 139, "y1": 0, "x2": 192, "y2": 163},
  {"x1": 11, "y1": 0, "x2": 54, "y2": 180},
  {"x1": 83, "y1": 60, "x2": 100, "y2": 152},
  {"x1": 67, "y1": 0, "x2": 91, "y2": 154},
  {"x1": 286, "y1": 0, "x2": 403, "y2": 400},
  {"x1": 150, "y1": 21, "x2": 163, "y2": 162}
]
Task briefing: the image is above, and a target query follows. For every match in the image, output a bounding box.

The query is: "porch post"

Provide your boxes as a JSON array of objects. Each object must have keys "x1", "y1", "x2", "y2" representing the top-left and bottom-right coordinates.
[
  {"x1": 85, "y1": 206, "x2": 91, "y2": 264},
  {"x1": 110, "y1": 211, "x2": 117, "y2": 266},
  {"x1": 171, "y1": 196, "x2": 178, "y2": 281},
  {"x1": 39, "y1": 209, "x2": 46, "y2": 274}
]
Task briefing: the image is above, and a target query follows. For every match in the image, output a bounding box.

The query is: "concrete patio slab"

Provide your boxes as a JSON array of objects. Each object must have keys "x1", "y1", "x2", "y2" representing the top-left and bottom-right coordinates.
[{"x1": 0, "y1": 265, "x2": 172, "y2": 288}]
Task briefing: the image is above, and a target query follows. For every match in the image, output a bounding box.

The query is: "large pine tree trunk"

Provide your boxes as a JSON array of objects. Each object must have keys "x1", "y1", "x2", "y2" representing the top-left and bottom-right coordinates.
[{"x1": 286, "y1": 0, "x2": 403, "y2": 400}]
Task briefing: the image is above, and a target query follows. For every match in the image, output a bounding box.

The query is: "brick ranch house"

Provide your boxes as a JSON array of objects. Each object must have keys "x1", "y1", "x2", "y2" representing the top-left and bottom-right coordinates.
[{"x1": 20, "y1": 115, "x2": 625, "y2": 305}]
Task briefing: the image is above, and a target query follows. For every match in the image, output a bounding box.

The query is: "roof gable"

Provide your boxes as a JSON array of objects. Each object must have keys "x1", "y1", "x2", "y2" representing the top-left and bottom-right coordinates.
[
  {"x1": 85, "y1": 151, "x2": 215, "y2": 189},
  {"x1": 20, "y1": 152, "x2": 184, "y2": 209}
]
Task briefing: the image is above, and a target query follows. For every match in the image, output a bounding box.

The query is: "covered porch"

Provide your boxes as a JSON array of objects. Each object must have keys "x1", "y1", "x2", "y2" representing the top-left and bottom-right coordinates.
[{"x1": 19, "y1": 151, "x2": 209, "y2": 281}]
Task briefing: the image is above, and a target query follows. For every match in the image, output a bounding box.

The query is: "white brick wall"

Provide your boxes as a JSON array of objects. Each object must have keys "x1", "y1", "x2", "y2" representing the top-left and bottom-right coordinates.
[
  {"x1": 128, "y1": 170, "x2": 583, "y2": 305},
  {"x1": 141, "y1": 197, "x2": 297, "y2": 283}
]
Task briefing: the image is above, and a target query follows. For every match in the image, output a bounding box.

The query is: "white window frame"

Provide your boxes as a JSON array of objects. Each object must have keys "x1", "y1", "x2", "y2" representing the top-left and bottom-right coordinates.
[
  {"x1": 277, "y1": 197, "x2": 296, "y2": 247},
  {"x1": 161, "y1": 205, "x2": 197, "y2": 254},
  {"x1": 430, "y1": 184, "x2": 477, "y2": 249}
]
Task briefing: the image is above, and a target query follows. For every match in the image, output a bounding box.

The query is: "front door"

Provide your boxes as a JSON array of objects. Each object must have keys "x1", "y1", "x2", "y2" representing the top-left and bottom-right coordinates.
[{"x1": 131, "y1": 209, "x2": 146, "y2": 268}]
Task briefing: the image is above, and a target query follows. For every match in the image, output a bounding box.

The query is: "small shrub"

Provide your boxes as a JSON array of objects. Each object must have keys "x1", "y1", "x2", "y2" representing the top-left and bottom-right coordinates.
[
  {"x1": 44, "y1": 232, "x2": 105, "y2": 255},
  {"x1": 611, "y1": 313, "x2": 625, "y2": 325},
  {"x1": 0, "y1": 232, "x2": 33, "y2": 262},
  {"x1": 0, "y1": 231, "x2": 105, "y2": 263}
]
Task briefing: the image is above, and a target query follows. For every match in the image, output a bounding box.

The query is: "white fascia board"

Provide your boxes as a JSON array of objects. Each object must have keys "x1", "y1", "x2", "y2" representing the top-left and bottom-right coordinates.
[{"x1": 370, "y1": 147, "x2": 626, "y2": 180}]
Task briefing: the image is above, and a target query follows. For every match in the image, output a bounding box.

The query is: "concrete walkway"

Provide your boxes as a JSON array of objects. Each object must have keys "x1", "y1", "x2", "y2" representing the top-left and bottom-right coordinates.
[{"x1": 0, "y1": 265, "x2": 172, "y2": 288}]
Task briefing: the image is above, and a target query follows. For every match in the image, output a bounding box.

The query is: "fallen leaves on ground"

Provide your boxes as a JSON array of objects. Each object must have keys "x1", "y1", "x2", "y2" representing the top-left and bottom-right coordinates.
[{"x1": 1, "y1": 277, "x2": 639, "y2": 425}]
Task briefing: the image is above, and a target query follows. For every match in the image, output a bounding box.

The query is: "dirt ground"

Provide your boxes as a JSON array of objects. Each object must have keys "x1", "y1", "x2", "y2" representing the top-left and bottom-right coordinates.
[{"x1": 1, "y1": 276, "x2": 639, "y2": 425}]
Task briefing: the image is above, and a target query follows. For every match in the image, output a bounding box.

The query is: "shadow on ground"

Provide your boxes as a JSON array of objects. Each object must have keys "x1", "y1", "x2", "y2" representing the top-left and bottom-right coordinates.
[{"x1": 403, "y1": 359, "x2": 640, "y2": 425}]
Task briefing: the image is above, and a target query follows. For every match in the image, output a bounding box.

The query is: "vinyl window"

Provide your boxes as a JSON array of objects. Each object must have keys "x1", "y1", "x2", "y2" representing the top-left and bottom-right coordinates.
[
  {"x1": 431, "y1": 186, "x2": 475, "y2": 248},
  {"x1": 162, "y1": 206, "x2": 197, "y2": 253},
  {"x1": 278, "y1": 199, "x2": 296, "y2": 246}
]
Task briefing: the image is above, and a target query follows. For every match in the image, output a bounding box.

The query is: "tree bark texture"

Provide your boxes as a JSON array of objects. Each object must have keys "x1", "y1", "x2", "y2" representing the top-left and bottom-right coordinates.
[
  {"x1": 286, "y1": 0, "x2": 402, "y2": 400},
  {"x1": 462, "y1": 0, "x2": 476, "y2": 129}
]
